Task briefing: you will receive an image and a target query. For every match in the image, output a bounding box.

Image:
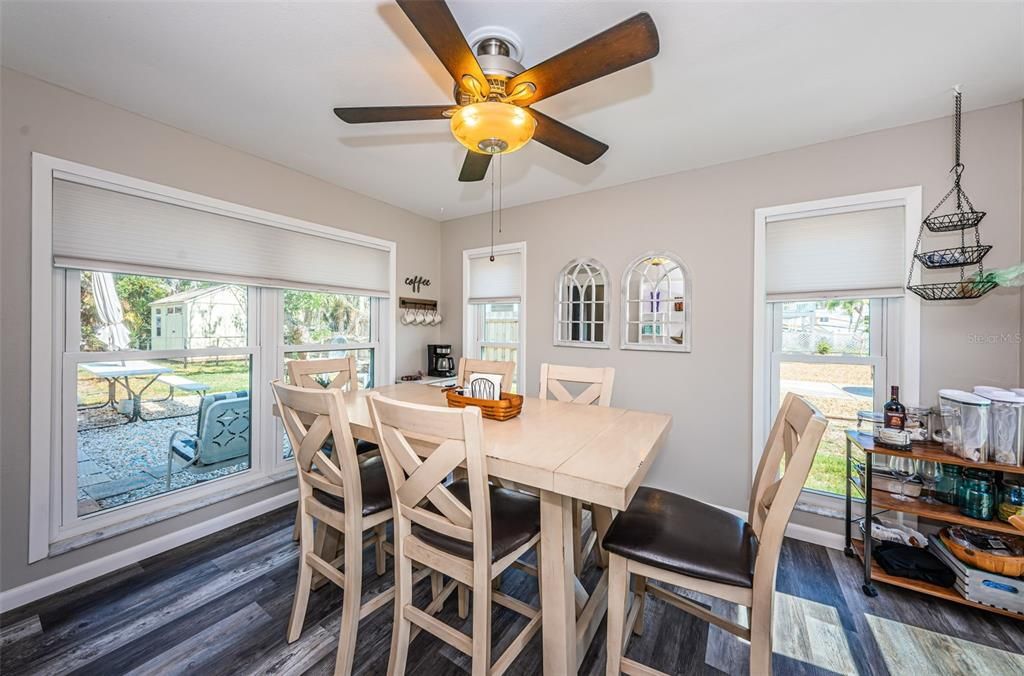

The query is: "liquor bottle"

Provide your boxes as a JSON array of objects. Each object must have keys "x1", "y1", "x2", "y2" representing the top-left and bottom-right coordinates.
[
  {"x1": 883, "y1": 386, "x2": 906, "y2": 430},
  {"x1": 876, "y1": 385, "x2": 911, "y2": 451}
]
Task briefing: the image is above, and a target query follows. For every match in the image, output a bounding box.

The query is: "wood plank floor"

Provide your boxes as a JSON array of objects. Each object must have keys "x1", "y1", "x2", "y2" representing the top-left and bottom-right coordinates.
[{"x1": 2, "y1": 505, "x2": 1022, "y2": 675}]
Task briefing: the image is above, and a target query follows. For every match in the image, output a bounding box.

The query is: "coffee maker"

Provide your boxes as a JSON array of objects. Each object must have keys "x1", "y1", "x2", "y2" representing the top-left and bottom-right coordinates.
[{"x1": 428, "y1": 344, "x2": 456, "y2": 377}]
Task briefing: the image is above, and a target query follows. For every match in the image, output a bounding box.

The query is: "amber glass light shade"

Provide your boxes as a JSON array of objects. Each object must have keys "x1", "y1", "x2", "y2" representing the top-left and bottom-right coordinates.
[{"x1": 450, "y1": 102, "x2": 536, "y2": 155}]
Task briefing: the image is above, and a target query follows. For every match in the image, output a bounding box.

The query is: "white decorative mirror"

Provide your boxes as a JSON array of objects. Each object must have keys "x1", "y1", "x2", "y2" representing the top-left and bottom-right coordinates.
[
  {"x1": 621, "y1": 252, "x2": 691, "y2": 352},
  {"x1": 554, "y1": 258, "x2": 609, "y2": 348}
]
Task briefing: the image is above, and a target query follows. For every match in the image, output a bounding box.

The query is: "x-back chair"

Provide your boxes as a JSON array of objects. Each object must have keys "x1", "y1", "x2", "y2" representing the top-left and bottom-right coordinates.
[
  {"x1": 272, "y1": 380, "x2": 398, "y2": 675},
  {"x1": 539, "y1": 363, "x2": 616, "y2": 575},
  {"x1": 369, "y1": 393, "x2": 542, "y2": 676},
  {"x1": 602, "y1": 392, "x2": 827, "y2": 675}
]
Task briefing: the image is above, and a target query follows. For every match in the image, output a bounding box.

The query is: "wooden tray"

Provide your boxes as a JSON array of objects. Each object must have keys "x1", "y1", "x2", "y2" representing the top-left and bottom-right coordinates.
[
  {"x1": 444, "y1": 388, "x2": 523, "y2": 421},
  {"x1": 940, "y1": 529, "x2": 1024, "y2": 578}
]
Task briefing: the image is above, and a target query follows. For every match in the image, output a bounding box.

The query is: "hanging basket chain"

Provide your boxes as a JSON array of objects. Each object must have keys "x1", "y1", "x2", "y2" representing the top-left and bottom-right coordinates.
[{"x1": 907, "y1": 88, "x2": 994, "y2": 301}]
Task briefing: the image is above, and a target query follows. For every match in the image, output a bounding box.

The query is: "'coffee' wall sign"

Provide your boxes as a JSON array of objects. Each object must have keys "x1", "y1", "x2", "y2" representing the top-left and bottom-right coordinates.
[{"x1": 404, "y1": 275, "x2": 431, "y2": 293}]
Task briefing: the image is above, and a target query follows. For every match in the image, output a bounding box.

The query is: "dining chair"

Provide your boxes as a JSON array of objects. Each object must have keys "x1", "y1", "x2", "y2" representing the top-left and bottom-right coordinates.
[
  {"x1": 538, "y1": 363, "x2": 616, "y2": 575},
  {"x1": 456, "y1": 358, "x2": 515, "y2": 393},
  {"x1": 287, "y1": 355, "x2": 359, "y2": 392},
  {"x1": 602, "y1": 392, "x2": 827, "y2": 676},
  {"x1": 368, "y1": 393, "x2": 542, "y2": 676},
  {"x1": 272, "y1": 379, "x2": 397, "y2": 676},
  {"x1": 286, "y1": 357, "x2": 380, "y2": 542}
]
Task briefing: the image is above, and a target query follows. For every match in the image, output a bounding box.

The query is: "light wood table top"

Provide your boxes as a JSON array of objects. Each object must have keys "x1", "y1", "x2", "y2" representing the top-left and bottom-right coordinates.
[
  {"x1": 344, "y1": 383, "x2": 672, "y2": 511},
  {"x1": 275, "y1": 381, "x2": 673, "y2": 673}
]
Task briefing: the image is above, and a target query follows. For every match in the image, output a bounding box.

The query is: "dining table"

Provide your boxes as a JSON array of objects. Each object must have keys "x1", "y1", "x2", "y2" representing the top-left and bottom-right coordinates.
[{"x1": 285, "y1": 382, "x2": 672, "y2": 674}]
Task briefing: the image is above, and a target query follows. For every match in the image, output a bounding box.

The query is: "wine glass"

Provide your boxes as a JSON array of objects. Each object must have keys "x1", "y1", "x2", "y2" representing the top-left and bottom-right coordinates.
[
  {"x1": 916, "y1": 460, "x2": 942, "y2": 505},
  {"x1": 889, "y1": 456, "x2": 917, "y2": 502}
]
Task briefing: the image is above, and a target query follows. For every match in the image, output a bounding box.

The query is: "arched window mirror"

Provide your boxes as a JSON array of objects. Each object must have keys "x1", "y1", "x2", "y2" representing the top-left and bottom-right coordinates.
[
  {"x1": 554, "y1": 258, "x2": 610, "y2": 348},
  {"x1": 621, "y1": 252, "x2": 691, "y2": 352}
]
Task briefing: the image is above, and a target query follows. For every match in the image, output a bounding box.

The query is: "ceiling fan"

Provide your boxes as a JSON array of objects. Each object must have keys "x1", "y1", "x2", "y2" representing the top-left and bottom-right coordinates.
[{"x1": 334, "y1": 0, "x2": 659, "y2": 182}]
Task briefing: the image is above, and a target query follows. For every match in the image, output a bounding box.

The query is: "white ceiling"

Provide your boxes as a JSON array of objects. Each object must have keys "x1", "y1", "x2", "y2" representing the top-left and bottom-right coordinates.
[{"x1": 3, "y1": 1, "x2": 1023, "y2": 220}]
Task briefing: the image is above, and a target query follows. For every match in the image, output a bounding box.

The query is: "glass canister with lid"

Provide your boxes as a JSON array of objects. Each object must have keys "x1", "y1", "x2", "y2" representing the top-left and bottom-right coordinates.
[
  {"x1": 977, "y1": 390, "x2": 1024, "y2": 466},
  {"x1": 998, "y1": 475, "x2": 1024, "y2": 523},
  {"x1": 958, "y1": 468, "x2": 996, "y2": 520},
  {"x1": 935, "y1": 390, "x2": 991, "y2": 462}
]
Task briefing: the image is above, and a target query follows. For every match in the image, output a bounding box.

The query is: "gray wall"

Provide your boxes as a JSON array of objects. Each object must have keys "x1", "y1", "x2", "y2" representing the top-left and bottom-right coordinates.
[
  {"x1": 440, "y1": 101, "x2": 1024, "y2": 516},
  {"x1": 0, "y1": 68, "x2": 441, "y2": 591}
]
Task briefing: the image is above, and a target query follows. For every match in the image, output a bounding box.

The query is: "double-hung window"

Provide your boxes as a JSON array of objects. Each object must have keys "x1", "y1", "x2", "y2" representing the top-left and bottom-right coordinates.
[
  {"x1": 30, "y1": 154, "x2": 395, "y2": 561},
  {"x1": 278, "y1": 289, "x2": 382, "y2": 459},
  {"x1": 755, "y1": 192, "x2": 921, "y2": 505},
  {"x1": 463, "y1": 243, "x2": 526, "y2": 391}
]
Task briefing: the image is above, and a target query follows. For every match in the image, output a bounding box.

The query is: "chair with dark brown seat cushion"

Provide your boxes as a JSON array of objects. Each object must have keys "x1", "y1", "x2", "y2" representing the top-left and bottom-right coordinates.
[
  {"x1": 413, "y1": 480, "x2": 540, "y2": 561},
  {"x1": 602, "y1": 487, "x2": 757, "y2": 588},
  {"x1": 271, "y1": 380, "x2": 397, "y2": 676},
  {"x1": 603, "y1": 393, "x2": 827, "y2": 676},
  {"x1": 369, "y1": 393, "x2": 542, "y2": 675},
  {"x1": 311, "y1": 454, "x2": 392, "y2": 517}
]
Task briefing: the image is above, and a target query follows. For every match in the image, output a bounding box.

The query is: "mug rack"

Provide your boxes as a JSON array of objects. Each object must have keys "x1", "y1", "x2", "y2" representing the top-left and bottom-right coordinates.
[
  {"x1": 399, "y1": 297, "x2": 438, "y2": 310},
  {"x1": 399, "y1": 297, "x2": 442, "y2": 326}
]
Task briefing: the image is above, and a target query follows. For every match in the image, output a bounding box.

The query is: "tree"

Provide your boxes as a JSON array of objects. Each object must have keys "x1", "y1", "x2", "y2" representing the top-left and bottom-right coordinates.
[
  {"x1": 825, "y1": 299, "x2": 868, "y2": 334},
  {"x1": 115, "y1": 275, "x2": 172, "y2": 349}
]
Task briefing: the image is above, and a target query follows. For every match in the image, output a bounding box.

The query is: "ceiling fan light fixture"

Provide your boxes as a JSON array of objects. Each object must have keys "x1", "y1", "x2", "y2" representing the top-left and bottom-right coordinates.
[{"x1": 450, "y1": 102, "x2": 536, "y2": 155}]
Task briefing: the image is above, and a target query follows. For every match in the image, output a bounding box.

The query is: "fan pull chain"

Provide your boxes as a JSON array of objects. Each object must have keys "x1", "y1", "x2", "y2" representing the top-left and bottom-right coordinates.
[
  {"x1": 498, "y1": 154, "x2": 503, "y2": 234},
  {"x1": 489, "y1": 155, "x2": 495, "y2": 261}
]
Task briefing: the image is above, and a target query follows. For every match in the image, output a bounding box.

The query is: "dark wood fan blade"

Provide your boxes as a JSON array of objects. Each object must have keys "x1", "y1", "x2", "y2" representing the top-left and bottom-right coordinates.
[
  {"x1": 530, "y1": 110, "x2": 608, "y2": 164},
  {"x1": 333, "y1": 105, "x2": 453, "y2": 123},
  {"x1": 396, "y1": 0, "x2": 490, "y2": 97},
  {"x1": 459, "y1": 151, "x2": 492, "y2": 182},
  {"x1": 506, "y1": 12, "x2": 659, "y2": 105}
]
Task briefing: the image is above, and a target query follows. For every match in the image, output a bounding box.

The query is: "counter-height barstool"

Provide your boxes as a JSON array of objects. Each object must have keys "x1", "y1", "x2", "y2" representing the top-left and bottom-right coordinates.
[
  {"x1": 272, "y1": 380, "x2": 396, "y2": 676},
  {"x1": 287, "y1": 356, "x2": 379, "y2": 456},
  {"x1": 538, "y1": 363, "x2": 616, "y2": 575},
  {"x1": 369, "y1": 393, "x2": 542, "y2": 676},
  {"x1": 602, "y1": 392, "x2": 826, "y2": 675},
  {"x1": 286, "y1": 357, "x2": 379, "y2": 545}
]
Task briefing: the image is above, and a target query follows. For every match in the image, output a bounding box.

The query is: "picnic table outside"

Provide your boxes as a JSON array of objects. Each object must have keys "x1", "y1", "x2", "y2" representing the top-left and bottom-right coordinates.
[{"x1": 79, "y1": 360, "x2": 172, "y2": 423}]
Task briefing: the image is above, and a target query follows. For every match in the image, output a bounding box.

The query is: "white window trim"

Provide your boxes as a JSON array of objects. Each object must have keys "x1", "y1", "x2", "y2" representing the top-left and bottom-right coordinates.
[
  {"x1": 462, "y1": 242, "x2": 527, "y2": 390},
  {"x1": 29, "y1": 152, "x2": 397, "y2": 562},
  {"x1": 751, "y1": 187, "x2": 922, "y2": 512}
]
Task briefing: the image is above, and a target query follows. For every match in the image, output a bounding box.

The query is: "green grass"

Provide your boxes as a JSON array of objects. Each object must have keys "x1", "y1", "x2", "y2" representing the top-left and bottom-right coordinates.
[
  {"x1": 803, "y1": 421, "x2": 862, "y2": 496},
  {"x1": 78, "y1": 358, "x2": 251, "y2": 406}
]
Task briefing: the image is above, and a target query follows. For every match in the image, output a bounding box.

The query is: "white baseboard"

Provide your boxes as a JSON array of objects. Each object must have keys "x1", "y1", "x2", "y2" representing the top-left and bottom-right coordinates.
[
  {"x1": 712, "y1": 503, "x2": 845, "y2": 551},
  {"x1": 0, "y1": 489, "x2": 297, "y2": 613}
]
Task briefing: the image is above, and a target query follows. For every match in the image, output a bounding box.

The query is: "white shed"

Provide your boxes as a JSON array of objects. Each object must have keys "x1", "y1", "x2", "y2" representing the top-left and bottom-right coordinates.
[{"x1": 149, "y1": 285, "x2": 246, "y2": 350}]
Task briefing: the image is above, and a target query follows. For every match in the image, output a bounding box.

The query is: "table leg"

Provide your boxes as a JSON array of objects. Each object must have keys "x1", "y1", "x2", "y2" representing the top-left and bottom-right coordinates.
[
  {"x1": 539, "y1": 490, "x2": 577, "y2": 675},
  {"x1": 134, "y1": 374, "x2": 165, "y2": 422}
]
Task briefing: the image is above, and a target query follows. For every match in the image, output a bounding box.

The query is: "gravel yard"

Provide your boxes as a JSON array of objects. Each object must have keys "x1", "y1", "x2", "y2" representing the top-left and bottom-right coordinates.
[{"x1": 77, "y1": 395, "x2": 250, "y2": 515}]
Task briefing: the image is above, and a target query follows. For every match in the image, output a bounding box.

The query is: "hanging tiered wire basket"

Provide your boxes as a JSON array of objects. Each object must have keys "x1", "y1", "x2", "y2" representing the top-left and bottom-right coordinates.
[{"x1": 907, "y1": 89, "x2": 995, "y2": 302}]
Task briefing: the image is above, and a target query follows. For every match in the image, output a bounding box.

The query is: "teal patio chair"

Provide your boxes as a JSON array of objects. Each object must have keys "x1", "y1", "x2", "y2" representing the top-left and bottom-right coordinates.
[{"x1": 166, "y1": 390, "x2": 250, "y2": 488}]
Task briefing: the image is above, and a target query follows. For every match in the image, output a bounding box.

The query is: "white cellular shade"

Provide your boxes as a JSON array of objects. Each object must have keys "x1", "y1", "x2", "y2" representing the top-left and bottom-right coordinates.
[
  {"x1": 468, "y1": 251, "x2": 522, "y2": 303},
  {"x1": 765, "y1": 206, "x2": 906, "y2": 299},
  {"x1": 52, "y1": 179, "x2": 391, "y2": 296}
]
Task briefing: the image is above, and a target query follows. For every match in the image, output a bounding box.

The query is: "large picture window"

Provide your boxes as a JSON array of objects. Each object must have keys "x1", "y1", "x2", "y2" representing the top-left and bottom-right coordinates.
[
  {"x1": 31, "y1": 154, "x2": 396, "y2": 560},
  {"x1": 72, "y1": 271, "x2": 254, "y2": 517}
]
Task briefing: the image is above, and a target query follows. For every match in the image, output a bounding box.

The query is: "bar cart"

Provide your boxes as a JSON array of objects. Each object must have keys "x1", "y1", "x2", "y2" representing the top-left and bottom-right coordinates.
[{"x1": 844, "y1": 430, "x2": 1024, "y2": 619}]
